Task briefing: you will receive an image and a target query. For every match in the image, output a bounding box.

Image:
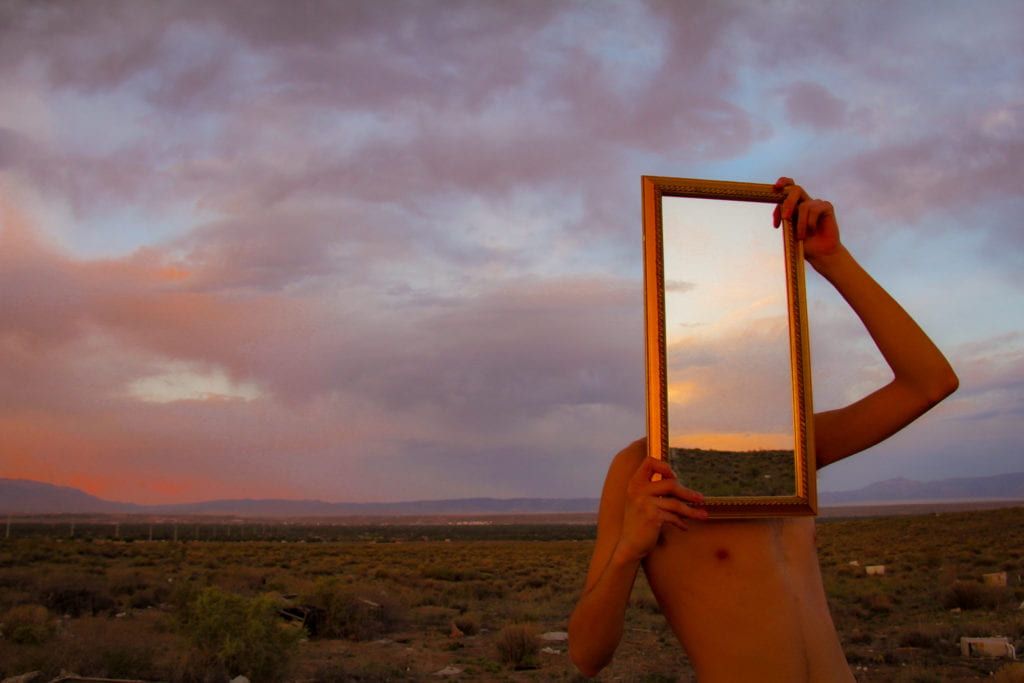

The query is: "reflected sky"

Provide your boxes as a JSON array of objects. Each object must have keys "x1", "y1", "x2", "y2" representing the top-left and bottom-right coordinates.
[{"x1": 663, "y1": 197, "x2": 794, "y2": 451}]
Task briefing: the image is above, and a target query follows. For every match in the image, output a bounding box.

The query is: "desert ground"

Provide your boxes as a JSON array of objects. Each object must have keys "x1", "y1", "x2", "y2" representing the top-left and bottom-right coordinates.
[{"x1": 1, "y1": 505, "x2": 1022, "y2": 682}]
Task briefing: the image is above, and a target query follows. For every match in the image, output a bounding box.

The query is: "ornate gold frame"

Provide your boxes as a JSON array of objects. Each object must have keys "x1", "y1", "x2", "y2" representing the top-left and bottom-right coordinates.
[{"x1": 642, "y1": 176, "x2": 816, "y2": 517}]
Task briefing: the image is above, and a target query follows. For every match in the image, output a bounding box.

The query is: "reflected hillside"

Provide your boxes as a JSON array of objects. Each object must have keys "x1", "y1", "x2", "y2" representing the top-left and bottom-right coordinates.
[{"x1": 668, "y1": 447, "x2": 795, "y2": 497}]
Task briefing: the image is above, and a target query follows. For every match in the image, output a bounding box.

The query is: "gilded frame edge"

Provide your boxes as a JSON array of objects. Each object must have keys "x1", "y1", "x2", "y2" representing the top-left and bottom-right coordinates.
[{"x1": 641, "y1": 176, "x2": 816, "y2": 518}]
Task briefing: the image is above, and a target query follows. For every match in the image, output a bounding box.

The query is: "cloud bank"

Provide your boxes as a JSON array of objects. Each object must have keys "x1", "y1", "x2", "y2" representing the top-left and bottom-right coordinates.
[{"x1": 1, "y1": 0, "x2": 1021, "y2": 503}]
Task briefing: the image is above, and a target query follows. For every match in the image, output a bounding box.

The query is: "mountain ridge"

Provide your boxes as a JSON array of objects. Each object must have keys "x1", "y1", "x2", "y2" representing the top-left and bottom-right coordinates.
[
  {"x1": 2, "y1": 473, "x2": 1023, "y2": 516},
  {"x1": 0, "y1": 478, "x2": 600, "y2": 516}
]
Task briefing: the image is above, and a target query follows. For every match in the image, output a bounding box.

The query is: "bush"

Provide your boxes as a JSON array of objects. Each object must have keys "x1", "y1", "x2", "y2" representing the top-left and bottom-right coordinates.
[
  {"x1": 299, "y1": 579, "x2": 403, "y2": 641},
  {"x1": 175, "y1": 586, "x2": 303, "y2": 682},
  {"x1": 495, "y1": 622, "x2": 539, "y2": 670},
  {"x1": 897, "y1": 624, "x2": 952, "y2": 651},
  {"x1": 41, "y1": 577, "x2": 115, "y2": 617},
  {"x1": 941, "y1": 581, "x2": 1010, "y2": 610},
  {"x1": 2, "y1": 604, "x2": 54, "y2": 644},
  {"x1": 993, "y1": 662, "x2": 1024, "y2": 683},
  {"x1": 453, "y1": 612, "x2": 480, "y2": 636}
]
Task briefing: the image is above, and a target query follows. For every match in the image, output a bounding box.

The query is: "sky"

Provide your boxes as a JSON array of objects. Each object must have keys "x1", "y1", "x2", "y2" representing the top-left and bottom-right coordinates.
[{"x1": 1, "y1": 0, "x2": 1022, "y2": 505}]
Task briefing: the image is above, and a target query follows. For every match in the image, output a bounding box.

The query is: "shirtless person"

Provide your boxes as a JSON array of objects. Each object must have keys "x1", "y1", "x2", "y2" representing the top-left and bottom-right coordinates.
[{"x1": 568, "y1": 178, "x2": 959, "y2": 681}]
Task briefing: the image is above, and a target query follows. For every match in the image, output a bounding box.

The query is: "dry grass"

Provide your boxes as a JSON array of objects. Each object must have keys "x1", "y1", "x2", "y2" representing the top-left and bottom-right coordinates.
[{"x1": 1, "y1": 506, "x2": 1021, "y2": 681}]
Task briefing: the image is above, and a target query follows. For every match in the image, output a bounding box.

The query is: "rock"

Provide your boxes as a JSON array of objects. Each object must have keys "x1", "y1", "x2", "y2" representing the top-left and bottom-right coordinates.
[
  {"x1": 230, "y1": 677, "x2": 251, "y2": 683},
  {"x1": 865, "y1": 565, "x2": 885, "y2": 576},
  {"x1": 433, "y1": 665, "x2": 462, "y2": 676},
  {"x1": 448, "y1": 621, "x2": 464, "y2": 639},
  {"x1": 541, "y1": 646, "x2": 562, "y2": 654},
  {"x1": 541, "y1": 631, "x2": 569, "y2": 642}
]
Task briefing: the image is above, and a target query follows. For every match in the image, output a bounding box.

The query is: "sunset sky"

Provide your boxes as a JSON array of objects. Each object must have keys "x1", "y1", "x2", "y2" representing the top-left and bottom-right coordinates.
[{"x1": 1, "y1": 1, "x2": 1021, "y2": 505}]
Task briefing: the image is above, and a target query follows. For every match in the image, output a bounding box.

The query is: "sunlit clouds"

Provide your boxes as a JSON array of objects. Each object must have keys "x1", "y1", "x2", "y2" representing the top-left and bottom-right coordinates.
[{"x1": 1, "y1": 0, "x2": 1022, "y2": 503}]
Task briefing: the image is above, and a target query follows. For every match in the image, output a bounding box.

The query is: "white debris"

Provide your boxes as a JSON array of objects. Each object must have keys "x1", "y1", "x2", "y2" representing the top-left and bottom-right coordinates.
[
  {"x1": 433, "y1": 665, "x2": 463, "y2": 676},
  {"x1": 960, "y1": 637, "x2": 1016, "y2": 659}
]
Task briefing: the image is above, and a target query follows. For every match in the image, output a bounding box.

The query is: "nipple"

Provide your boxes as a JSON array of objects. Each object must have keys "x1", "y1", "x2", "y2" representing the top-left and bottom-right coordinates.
[{"x1": 715, "y1": 548, "x2": 730, "y2": 561}]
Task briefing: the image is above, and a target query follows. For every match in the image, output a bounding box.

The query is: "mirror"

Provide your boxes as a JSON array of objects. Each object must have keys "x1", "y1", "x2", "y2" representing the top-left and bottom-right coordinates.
[{"x1": 642, "y1": 177, "x2": 815, "y2": 518}]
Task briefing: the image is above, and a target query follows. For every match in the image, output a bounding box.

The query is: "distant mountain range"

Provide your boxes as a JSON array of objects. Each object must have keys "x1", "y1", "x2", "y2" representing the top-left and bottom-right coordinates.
[
  {"x1": 2, "y1": 473, "x2": 1023, "y2": 517},
  {"x1": 819, "y1": 472, "x2": 1024, "y2": 505},
  {"x1": 0, "y1": 478, "x2": 600, "y2": 516}
]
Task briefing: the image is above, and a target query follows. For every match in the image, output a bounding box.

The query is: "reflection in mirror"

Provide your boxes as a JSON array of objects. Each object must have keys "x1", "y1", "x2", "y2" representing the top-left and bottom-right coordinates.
[
  {"x1": 642, "y1": 177, "x2": 815, "y2": 518},
  {"x1": 662, "y1": 197, "x2": 795, "y2": 498}
]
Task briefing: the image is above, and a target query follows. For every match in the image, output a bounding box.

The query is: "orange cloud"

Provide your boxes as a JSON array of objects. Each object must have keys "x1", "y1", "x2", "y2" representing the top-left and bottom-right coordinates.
[{"x1": 670, "y1": 432, "x2": 794, "y2": 452}]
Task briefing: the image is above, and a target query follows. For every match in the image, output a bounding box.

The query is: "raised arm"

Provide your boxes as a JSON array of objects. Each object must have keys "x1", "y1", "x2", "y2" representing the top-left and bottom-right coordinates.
[
  {"x1": 568, "y1": 439, "x2": 705, "y2": 676},
  {"x1": 774, "y1": 178, "x2": 959, "y2": 468}
]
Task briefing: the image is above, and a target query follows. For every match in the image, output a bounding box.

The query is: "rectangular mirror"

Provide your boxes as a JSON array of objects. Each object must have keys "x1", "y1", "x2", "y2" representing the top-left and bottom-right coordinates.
[{"x1": 642, "y1": 176, "x2": 816, "y2": 518}]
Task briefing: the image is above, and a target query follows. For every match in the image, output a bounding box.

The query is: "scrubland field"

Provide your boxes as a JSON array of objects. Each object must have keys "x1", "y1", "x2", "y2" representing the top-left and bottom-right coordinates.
[{"x1": 1, "y1": 507, "x2": 1022, "y2": 682}]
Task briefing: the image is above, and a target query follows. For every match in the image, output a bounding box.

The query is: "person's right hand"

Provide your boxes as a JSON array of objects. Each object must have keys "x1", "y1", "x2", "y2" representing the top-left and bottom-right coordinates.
[
  {"x1": 615, "y1": 457, "x2": 706, "y2": 562},
  {"x1": 772, "y1": 177, "x2": 843, "y2": 262}
]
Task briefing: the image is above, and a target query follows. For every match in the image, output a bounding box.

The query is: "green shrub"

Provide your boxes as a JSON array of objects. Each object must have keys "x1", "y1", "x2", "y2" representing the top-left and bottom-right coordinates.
[{"x1": 175, "y1": 586, "x2": 302, "y2": 682}]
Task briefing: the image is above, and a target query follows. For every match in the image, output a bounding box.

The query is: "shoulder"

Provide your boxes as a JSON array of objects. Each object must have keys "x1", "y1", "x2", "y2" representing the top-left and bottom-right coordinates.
[
  {"x1": 596, "y1": 438, "x2": 647, "y2": 515},
  {"x1": 604, "y1": 438, "x2": 646, "y2": 490},
  {"x1": 590, "y1": 440, "x2": 647, "y2": 556}
]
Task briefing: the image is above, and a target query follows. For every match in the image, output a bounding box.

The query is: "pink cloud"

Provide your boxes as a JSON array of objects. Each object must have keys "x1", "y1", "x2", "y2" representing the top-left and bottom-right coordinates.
[{"x1": 781, "y1": 82, "x2": 848, "y2": 130}]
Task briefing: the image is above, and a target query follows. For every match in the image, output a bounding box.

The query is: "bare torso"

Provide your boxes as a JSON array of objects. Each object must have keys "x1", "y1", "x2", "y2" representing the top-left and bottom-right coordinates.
[{"x1": 643, "y1": 517, "x2": 854, "y2": 682}]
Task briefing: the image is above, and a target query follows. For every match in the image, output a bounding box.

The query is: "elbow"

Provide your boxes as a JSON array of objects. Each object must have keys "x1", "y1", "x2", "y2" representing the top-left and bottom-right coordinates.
[
  {"x1": 567, "y1": 624, "x2": 612, "y2": 678},
  {"x1": 906, "y1": 360, "x2": 959, "y2": 409},
  {"x1": 569, "y1": 647, "x2": 607, "y2": 679},
  {"x1": 926, "y1": 364, "x2": 959, "y2": 406},
  {"x1": 941, "y1": 368, "x2": 959, "y2": 399}
]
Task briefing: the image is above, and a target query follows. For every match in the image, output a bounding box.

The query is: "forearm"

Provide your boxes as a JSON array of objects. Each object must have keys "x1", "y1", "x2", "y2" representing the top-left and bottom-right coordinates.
[
  {"x1": 809, "y1": 245, "x2": 959, "y2": 466},
  {"x1": 568, "y1": 549, "x2": 641, "y2": 677},
  {"x1": 809, "y1": 245, "x2": 958, "y2": 400}
]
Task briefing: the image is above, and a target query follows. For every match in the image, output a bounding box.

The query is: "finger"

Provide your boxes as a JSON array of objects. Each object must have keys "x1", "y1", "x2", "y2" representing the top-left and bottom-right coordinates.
[
  {"x1": 778, "y1": 184, "x2": 808, "y2": 224},
  {"x1": 805, "y1": 199, "x2": 834, "y2": 228},
  {"x1": 772, "y1": 178, "x2": 793, "y2": 228},
  {"x1": 796, "y1": 199, "x2": 808, "y2": 240},
  {"x1": 659, "y1": 509, "x2": 688, "y2": 532},
  {"x1": 633, "y1": 456, "x2": 676, "y2": 484},
  {"x1": 656, "y1": 496, "x2": 709, "y2": 522},
  {"x1": 645, "y1": 478, "x2": 704, "y2": 504},
  {"x1": 797, "y1": 199, "x2": 834, "y2": 240}
]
